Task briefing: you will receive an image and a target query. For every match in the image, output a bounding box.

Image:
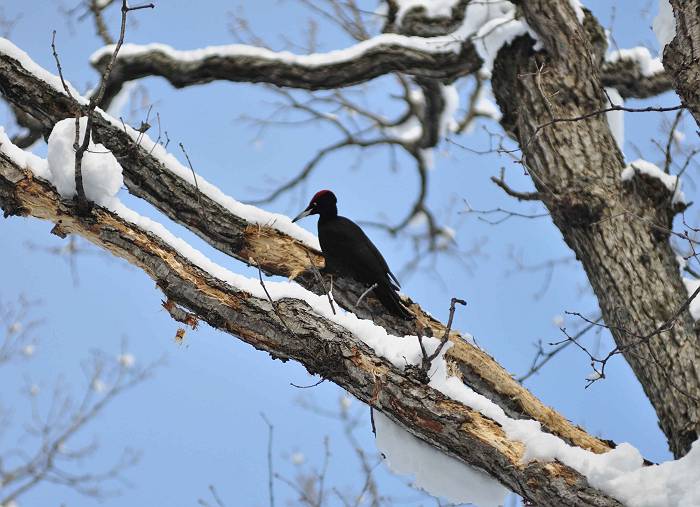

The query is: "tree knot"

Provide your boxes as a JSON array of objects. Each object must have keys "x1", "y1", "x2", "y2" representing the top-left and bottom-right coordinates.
[{"x1": 551, "y1": 190, "x2": 605, "y2": 228}]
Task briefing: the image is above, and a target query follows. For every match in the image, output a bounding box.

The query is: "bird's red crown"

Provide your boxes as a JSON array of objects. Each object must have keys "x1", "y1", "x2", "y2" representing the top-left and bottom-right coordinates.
[{"x1": 311, "y1": 189, "x2": 333, "y2": 203}]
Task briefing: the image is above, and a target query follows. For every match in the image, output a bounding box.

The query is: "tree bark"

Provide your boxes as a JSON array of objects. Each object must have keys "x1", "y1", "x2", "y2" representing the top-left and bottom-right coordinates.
[
  {"x1": 665, "y1": 1, "x2": 700, "y2": 127},
  {"x1": 491, "y1": 1, "x2": 700, "y2": 458}
]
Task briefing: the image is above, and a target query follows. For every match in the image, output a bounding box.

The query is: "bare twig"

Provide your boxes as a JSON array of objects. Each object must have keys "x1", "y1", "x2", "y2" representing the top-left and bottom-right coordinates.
[
  {"x1": 416, "y1": 297, "x2": 466, "y2": 376},
  {"x1": 306, "y1": 252, "x2": 336, "y2": 315},
  {"x1": 0, "y1": 337, "x2": 161, "y2": 505},
  {"x1": 355, "y1": 283, "x2": 378, "y2": 308},
  {"x1": 491, "y1": 168, "x2": 541, "y2": 201},
  {"x1": 558, "y1": 281, "x2": 700, "y2": 395},
  {"x1": 51, "y1": 0, "x2": 154, "y2": 213},
  {"x1": 178, "y1": 142, "x2": 203, "y2": 217},
  {"x1": 662, "y1": 109, "x2": 684, "y2": 174},
  {"x1": 256, "y1": 263, "x2": 295, "y2": 335},
  {"x1": 518, "y1": 317, "x2": 602, "y2": 383},
  {"x1": 527, "y1": 102, "x2": 685, "y2": 153},
  {"x1": 461, "y1": 199, "x2": 549, "y2": 226},
  {"x1": 290, "y1": 378, "x2": 326, "y2": 389},
  {"x1": 261, "y1": 413, "x2": 275, "y2": 507}
]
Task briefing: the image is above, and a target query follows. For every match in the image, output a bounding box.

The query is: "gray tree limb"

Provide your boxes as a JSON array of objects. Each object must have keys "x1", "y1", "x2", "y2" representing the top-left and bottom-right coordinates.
[{"x1": 90, "y1": 39, "x2": 481, "y2": 101}]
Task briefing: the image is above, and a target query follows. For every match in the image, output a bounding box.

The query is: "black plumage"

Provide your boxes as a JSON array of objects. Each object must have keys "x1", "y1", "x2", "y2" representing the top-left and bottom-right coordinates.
[{"x1": 293, "y1": 190, "x2": 412, "y2": 320}]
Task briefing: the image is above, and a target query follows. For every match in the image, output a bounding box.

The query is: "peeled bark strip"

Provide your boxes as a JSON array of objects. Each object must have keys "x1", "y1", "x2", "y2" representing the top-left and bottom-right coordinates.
[
  {"x1": 0, "y1": 153, "x2": 623, "y2": 506},
  {"x1": 491, "y1": 1, "x2": 700, "y2": 457},
  {"x1": 0, "y1": 47, "x2": 614, "y2": 456}
]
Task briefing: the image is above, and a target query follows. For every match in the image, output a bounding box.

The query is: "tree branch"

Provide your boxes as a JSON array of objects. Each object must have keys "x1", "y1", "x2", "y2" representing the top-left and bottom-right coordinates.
[
  {"x1": 90, "y1": 37, "x2": 480, "y2": 103},
  {"x1": 0, "y1": 45, "x2": 616, "y2": 457},
  {"x1": 600, "y1": 59, "x2": 673, "y2": 100},
  {"x1": 0, "y1": 148, "x2": 624, "y2": 507}
]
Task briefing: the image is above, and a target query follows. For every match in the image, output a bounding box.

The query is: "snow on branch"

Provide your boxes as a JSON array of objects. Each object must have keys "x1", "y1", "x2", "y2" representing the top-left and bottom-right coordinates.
[
  {"x1": 0, "y1": 39, "x2": 624, "y2": 462},
  {"x1": 622, "y1": 159, "x2": 686, "y2": 205},
  {"x1": 607, "y1": 47, "x2": 665, "y2": 78},
  {"x1": 87, "y1": 0, "x2": 541, "y2": 100},
  {"x1": 601, "y1": 58, "x2": 673, "y2": 100},
  {"x1": 89, "y1": 34, "x2": 481, "y2": 96}
]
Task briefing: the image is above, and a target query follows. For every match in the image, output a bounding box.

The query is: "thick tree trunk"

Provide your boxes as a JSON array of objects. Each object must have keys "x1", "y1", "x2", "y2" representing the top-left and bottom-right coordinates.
[
  {"x1": 665, "y1": 0, "x2": 700, "y2": 127},
  {"x1": 491, "y1": 2, "x2": 700, "y2": 458}
]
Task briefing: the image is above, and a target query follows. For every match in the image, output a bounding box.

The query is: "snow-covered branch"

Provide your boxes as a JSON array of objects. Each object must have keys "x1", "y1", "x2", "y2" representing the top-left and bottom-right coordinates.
[
  {"x1": 90, "y1": 37, "x2": 480, "y2": 101},
  {"x1": 0, "y1": 39, "x2": 618, "y2": 459},
  {"x1": 0, "y1": 143, "x2": 628, "y2": 507},
  {"x1": 601, "y1": 58, "x2": 673, "y2": 100}
]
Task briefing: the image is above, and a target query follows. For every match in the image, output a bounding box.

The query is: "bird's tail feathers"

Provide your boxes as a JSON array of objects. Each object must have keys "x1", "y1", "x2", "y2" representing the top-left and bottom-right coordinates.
[{"x1": 374, "y1": 282, "x2": 413, "y2": 320}]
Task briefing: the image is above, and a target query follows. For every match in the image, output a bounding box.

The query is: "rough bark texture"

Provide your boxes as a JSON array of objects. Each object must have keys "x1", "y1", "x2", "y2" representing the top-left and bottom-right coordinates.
[
  {"x1": 491, "y1": 2, "x2": 700, "y2": 458},
  {"x1": 0, "y1": 153, "x2": 624, "y2": 507},
  {"x1": 601, "y1": 60, "x2": 673, "y2": 99},
  {"x1": 0, "y1": 47, "x2": 616, "y2": 458},
  {"x1": 665, "y1": 1, "x2": 700, "y2": 126}
]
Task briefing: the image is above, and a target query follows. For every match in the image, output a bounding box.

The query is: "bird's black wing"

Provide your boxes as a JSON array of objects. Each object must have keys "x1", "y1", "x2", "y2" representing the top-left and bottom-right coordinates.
[
  {"x1": 320, "y1": 216, "x2": 397, "y2": 285},
  {"x1": 363, "y1": 234, "x2": 401, "y2": 289},
  {"x1": 319, "y1": 216, "x2": 412, "y2": 319}
]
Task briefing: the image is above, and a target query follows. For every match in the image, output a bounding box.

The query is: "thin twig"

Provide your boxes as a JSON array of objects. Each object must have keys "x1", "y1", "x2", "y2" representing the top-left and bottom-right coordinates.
[
  {"x1": 517, "y1": 317, "x2": 601, "y2": 383},
  {"x1": 290, "y1": 378, "x2": 326, "y2": 389},
  {"x1": 207, "y1": 485, "x2": 226, "y2": 507},
  {"x1": 526, "y1": 103, "x2": 685, "y2": 155},
  {"x1": 50, "y1": 31, "x2": 75, "y2": 100},
  {"x1": 306, "y1": 252, "x2": 335, "y2": 315},
  {"x1": 51, "y1": 0, "x2": 154, "y2": 213},
  {"x1": 558, "y1": 282, "x2": 700, "y2": 396},
  {"x1": 256, "y1": 263, "x2": 295, "y2": 335},
  {"x1": 355, "y1": 283, "x2": 378, "y2": 308},
  {"x1": 428, "y1": 298, "x2": 466, "y2": 363},
  {"x1": 490, "y1": 168, "x2": 541, "y2": 201},
  {"x1": 260, "y1": 413, "x2": 275, "y2": 507},
  {"x1": 178, "y1": 142, "x2": 203, "y2": 216},
  {"x1": 662, "y1": 109, "x2": 684, "y2": 174},
  {"x1": 417, "y1": 298, "x2": 466, "y2": 376}
]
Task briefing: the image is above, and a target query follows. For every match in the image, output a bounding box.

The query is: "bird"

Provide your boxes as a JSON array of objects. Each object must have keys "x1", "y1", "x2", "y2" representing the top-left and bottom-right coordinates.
[{"x1": 292, "y1": 190, "x2": 413, "y2": 320}]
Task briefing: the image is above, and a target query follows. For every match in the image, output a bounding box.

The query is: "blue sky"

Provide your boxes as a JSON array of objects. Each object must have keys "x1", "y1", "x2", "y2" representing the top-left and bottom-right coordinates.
[{"x1": 0, "y1": 1, "x2": 689, "y2": 505}]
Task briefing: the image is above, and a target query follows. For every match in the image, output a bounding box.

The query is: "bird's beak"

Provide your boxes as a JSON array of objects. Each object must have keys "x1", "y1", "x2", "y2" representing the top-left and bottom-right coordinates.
[{"x1": 292, "y1": 207, "x2": 313, "y2": 223}]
